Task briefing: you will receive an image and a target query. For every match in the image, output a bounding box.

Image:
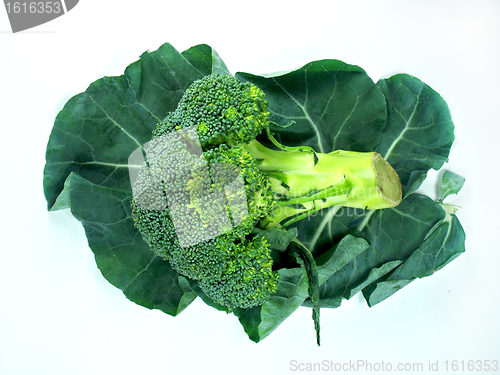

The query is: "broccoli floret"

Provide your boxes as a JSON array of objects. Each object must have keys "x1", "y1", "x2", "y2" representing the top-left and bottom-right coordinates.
[
  {"x1": 131, "y1": 131, "x2": 274, "y2": 282},
  {"x1": 153, "y1": 74, "x2": 269, "y2": 149},
  {"x1": 202, "y1": 144, "x2": 275, "y2": 230},
  {"x1": 132, "y1": 197, "x2": 234, "y2": 280},
  {"x1": 199, "y1": 236, "x2": 278, "y2": 309},
  {"x1": 131, "y1": 73, "x2": 403, "y2": 310},
  {"x1": 130, "y1": 126, "x2": 228, "y2": 279}
]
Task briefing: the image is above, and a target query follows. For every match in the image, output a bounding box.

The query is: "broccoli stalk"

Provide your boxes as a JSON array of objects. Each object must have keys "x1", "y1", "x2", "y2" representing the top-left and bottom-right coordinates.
[{"x1": 244, "y1": 129, "x2": 402, "y2": 229}]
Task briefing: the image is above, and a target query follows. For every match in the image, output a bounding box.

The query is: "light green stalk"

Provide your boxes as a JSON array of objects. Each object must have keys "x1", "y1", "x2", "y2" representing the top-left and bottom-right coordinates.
[{"x1": 244, "y1": 132, "x2": 402, "y2": 229}]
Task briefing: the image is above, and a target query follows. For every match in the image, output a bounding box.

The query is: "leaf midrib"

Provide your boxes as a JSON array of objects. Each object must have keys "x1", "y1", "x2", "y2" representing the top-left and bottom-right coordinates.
[
  {"x1": 383, "y1": 86, "x2": 424, "y2": 161},
  {"x1": 272, "y1": 78, "x2": 325, "y2": 153}
]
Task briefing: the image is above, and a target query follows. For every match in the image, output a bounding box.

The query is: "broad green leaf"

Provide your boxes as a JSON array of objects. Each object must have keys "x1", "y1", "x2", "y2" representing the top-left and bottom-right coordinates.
[
  {"x1": 181, "y1": 44, "x2": 231, "y2": 76},
  {"x1": 236, "y1": 59, "x2": 387, "y2": 154},
  {"x1": 315, "y1": 194, "x2": 446, "y2": 303},
  {"x1": 43, "y1": 43, "x2": 229, "y2": 317},
  {"x1": 66, "y1": 173, "x2": 196, "y2": 316},
  {"x1": 237, "y1": 195, "x2": 465, "y2": 341},
  {"x1": 236, "y1": 267, "x2": 308, "y2": 343},
  {"x1": 316, "y1": 235, "x2": 370, "y2": 285},
  {"x1": 363, "y1": 212, "x2": 466, "y2": 306},
  {"x1": 348, "y1": 260, "x2": 403, "y2": 299},
  {"x1": 269, "y1": 73, "x2": 459, "y2": 315},
  {"x1": 439, "y1": 170, "x2": 466, "y2": 202},
  {"x1": 365, "y1": 280, "x2": 414, "y2": 306},
  {"x1": 303, "y1": 235, "x2": 370, "y2": 308},
  {"x1": 283, "y1": 75, "x2": 455, "y2": 256},
  {"x1": 375, "y1": 74, "x2": 455, "y2": 194},
  {"x1": 44, "y1": 43, "x2": 227, "y2": 210}
]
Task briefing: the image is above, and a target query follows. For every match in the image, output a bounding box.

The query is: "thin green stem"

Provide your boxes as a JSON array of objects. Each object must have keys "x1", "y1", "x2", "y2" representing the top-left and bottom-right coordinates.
[{"x1": 266, "y1": 127, "x2": 318, "y2": 155}]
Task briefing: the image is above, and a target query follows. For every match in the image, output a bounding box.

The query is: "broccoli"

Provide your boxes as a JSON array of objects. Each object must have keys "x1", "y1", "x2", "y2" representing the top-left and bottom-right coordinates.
[
  {"x1": 152, "y1": 74, "x2": 269, "y2": 148},
  {"x1": 131, "y1": 74, "x2": 402, "y2": 310},
  {"x1": 199, "y1": 236, "x2": 279, "y2": 309}
]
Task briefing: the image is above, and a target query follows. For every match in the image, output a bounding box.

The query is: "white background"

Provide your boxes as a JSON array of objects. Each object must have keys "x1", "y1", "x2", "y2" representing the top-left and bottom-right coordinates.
[{"x1": 1, "y1": 1, "x2": 499, "y2": 374}]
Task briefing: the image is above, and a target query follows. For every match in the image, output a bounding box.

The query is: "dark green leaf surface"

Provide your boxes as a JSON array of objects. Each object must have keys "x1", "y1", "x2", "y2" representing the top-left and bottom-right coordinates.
[
  {"x1": 314, "y1": 194, "x2": 446, "y2": 305},
  {"x1": 240, "y1": 198, "x2": 466, "y2": 342},
  {"x1": 316, "y1": 235, "x2": 370, "y2": 284},
  {"x1": 303, "y1": 234, "x2": 371, "y2": 308},
  {"x1": 363, "y1": 212, "x2": 466, "y2": 306},
  {"x1": 347, "y1": 260, "x2": 403, "y2": 299},
  {"x1": 375, "y1": 74, "x2": 455, "y2": 194},
  {"x1": 44, "y1": 43, "x2": 226, "y2": 210},
  {"x1": 236, "y1": 267, "x2": 308, "y2": 343},
  {"x1": 66, "y1": 173, "x2": 196, "y2": 315},
  {"x1": 236, "y1": 60, "x2": 387, "y2": 153}
]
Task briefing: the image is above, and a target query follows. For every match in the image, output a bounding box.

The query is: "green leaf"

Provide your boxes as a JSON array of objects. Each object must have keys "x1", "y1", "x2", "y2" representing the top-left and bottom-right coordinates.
[
  {"x1": 181, "y1": 44, "x2": 231, "y2": 76},
  {"x1": 66, "y1": 173, "x2": 197, "y2": 316},
  {"x1": 238, "y1": 204, "x2": 461, "y2": 343},
  {"x1": 375, "y1": 74, "x2": 455, "y2": 195},
  {"x1": 439, "y1": 170, "x2": 466, "y2": 202},
  {"x1": 316, "y1": 235, "x2": 370, "y2": 285},
  {"x1": 303, "y1": 234, "x2": 371, "y2": 308},
  {"x1": 406, "y1": 170, "x2": 429, "y2": 196},
  {"x1": 315, "y1": 194, "x2": 447, "y2": 303},
  {"x1": 365, "y1": 280, "x2": 414, "y2": 306},
  {"x1": 282, "y1": 74, "x2": 456, "y2": 256},
  {"x1": 348, "y1": 260, "x2": 403, "y2": 299},
  {"x1": 43, "y1": 43, "x2": 229, "y2": 317},
  {"x1": 44, "y1": 43, "x2": 227, "y2": 210},
  {"x1": 233, "y1": 70, "x2": 462, "y2": 339},
  {"x1": 236, "y1": 59, "x2": 387, "y2": 154},
  {"x1": 259, "y1": 72, "x2": 460, "y2": 314},
  {"x1": 235, "y1": 267, "x2": 308, "y2": 343},
  {"x1": 252, "y1": 227, "x2": 298, "y2": 252},
  {"x1": 363, "y1": 211, "x2": 466, "y2": 306}
]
